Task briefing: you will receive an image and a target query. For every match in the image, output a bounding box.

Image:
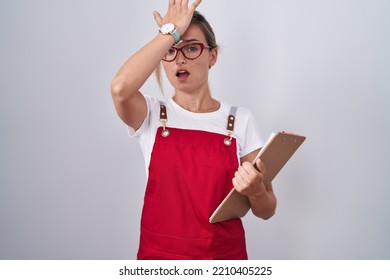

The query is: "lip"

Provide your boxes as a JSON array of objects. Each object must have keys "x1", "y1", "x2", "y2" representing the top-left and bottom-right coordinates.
[{"x1": 175, "y1": 69, "x2": 190, "y2": 81}]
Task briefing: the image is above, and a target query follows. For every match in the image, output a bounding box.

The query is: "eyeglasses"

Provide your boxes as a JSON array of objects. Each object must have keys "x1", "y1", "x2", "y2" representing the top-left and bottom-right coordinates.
[{"x1": 162, "y1": 42, "x2": 211, "y2": 62}]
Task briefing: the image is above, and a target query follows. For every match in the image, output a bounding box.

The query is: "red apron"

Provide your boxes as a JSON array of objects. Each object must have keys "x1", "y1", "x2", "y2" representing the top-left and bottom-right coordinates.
[{"x1": 137, "y1": 104, "x2": 247, "y2": 260}]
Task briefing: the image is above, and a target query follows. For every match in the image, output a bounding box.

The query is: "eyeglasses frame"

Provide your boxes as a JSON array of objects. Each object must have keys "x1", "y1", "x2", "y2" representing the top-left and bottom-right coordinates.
[{"x1": 162, "y1": 42, "x2": 212, "y2": 62}]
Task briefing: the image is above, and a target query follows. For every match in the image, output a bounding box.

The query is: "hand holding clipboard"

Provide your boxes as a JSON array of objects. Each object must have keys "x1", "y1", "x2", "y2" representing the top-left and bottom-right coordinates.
[{"x1": 209, "y1": 131, "x2": 306, "y2": 223}]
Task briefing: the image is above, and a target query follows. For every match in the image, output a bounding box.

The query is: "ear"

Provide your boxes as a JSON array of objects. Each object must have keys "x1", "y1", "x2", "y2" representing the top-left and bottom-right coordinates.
[{"x1": 209, "y1": 47, "x2": 218, "y2": 68}]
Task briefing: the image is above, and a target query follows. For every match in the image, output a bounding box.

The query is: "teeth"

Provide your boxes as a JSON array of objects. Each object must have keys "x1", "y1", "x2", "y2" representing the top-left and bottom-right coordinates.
[{"x1": 176, "y1": 70, "x2": 189, "y2": 77}]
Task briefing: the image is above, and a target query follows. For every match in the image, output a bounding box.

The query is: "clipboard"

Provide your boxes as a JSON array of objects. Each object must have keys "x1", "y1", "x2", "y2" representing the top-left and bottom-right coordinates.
[{"x1": 209, "y1": 131, "x2": 306, "y2": 223}]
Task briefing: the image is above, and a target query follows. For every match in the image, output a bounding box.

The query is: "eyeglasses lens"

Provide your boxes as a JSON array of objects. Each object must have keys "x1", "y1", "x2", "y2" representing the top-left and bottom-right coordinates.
[{"x1": 163, "y1": 43, "x2": 204, "y2": 62}]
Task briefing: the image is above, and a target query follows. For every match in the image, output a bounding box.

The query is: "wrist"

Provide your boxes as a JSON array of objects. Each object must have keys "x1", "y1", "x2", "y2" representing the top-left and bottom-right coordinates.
[
  {"x1": 159, "y1": 23, "x2": 181, "y2": 45},
  {"x1": 248, "y1": 186, "x2": 269, "y2": 201},
  {"x1": 249, "y1": 192, "x2": 266, "y2": 202}
]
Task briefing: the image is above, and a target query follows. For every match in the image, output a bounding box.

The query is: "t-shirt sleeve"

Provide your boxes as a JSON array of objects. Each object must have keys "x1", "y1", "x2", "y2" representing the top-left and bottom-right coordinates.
[
  {"x1": 238, "y1": 110, "x2": 264, "y2": 158},
  {"x1": 127, "y1": 95, "x2": 159, "y2": 138}
]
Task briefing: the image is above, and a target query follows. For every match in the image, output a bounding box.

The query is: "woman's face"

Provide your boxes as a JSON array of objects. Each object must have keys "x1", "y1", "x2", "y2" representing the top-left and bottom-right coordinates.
[{"x1": 162, "y1": 24, "x2": 218, "y2": 93}]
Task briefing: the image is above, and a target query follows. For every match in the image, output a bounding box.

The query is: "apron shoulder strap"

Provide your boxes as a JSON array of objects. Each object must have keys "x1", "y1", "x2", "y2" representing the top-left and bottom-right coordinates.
[
  {"x1": 159, "y1": 101, "x2": 170, "y2": 137},
  {"x1": 226, "y1": 106, "x2": 237, "y2": 133},
  {"x1": 224, "y1": 106, "x2": 237, "y2": 146},
  {"x1": 159, "y1": 101, "x2": 167, "y2": 121}
]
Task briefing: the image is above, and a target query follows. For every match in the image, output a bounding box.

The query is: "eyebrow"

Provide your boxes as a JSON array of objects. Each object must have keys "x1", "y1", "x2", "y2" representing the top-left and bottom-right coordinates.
[{"x1": 181, "y1": 38, "x2": 200, "y2": 43}]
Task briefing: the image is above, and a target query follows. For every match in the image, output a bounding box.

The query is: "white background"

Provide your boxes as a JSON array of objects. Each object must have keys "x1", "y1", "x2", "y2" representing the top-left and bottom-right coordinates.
[{"x1": 1, "y1": 0, "x2": 389, "y2": 259}]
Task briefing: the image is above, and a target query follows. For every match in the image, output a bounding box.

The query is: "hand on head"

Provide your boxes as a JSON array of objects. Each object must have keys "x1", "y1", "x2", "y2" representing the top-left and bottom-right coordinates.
[{"x1": 153, "y1": 0, "x2": 203, "y2": 35}]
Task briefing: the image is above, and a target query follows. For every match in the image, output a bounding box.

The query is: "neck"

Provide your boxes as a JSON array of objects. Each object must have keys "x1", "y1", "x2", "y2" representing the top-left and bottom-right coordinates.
[{"x1": 173, "y1": 89, "x2": 220, "y2": 113}]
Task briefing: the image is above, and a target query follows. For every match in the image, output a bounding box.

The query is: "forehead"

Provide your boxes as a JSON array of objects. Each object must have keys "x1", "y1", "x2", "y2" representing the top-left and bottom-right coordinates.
[{"x1": 181, "y1": 24, "x2": 207, "y2": 43}]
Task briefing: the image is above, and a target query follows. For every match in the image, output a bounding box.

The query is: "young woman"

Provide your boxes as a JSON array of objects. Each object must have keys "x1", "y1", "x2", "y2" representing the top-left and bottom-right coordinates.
[{"x1": 111, "y1": 0, "x2": 277, "y2": 259}]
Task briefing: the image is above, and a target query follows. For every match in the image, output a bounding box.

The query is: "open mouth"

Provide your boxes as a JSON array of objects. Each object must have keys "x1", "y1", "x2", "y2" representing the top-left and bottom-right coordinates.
[{"x1": 176, "y1": 70, "x2": 190, "y2": 78}]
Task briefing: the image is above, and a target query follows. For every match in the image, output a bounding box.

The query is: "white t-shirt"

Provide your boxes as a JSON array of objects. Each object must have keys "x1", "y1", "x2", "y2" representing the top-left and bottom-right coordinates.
[{"x1": 129, "y1": 96, "x2": 263, "y2": 174}]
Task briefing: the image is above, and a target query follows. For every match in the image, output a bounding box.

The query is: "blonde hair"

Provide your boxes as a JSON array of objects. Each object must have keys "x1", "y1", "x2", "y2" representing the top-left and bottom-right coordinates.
[{"x1": 154, "y1": 11, "x2": 218, "y2": 93}]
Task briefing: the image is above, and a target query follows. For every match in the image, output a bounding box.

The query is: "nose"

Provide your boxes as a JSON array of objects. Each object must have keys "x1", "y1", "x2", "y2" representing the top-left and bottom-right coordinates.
[{"x1": 175, "y1": 49, "x2": 187, "y2": 64}]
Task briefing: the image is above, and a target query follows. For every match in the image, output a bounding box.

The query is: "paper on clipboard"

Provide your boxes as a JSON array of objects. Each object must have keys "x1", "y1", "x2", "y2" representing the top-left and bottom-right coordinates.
[{"x1": 209, "y1": 131, "x2": 306, "y2": 223}]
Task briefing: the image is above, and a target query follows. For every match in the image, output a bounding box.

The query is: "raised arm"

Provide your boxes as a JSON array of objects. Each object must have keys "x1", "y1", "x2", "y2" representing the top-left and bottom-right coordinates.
[
  {"x1": 110, "y1": 35, "x2": 173, "y2": 129},
  {"x1": 110, "y1": 0, "x2": 202, "y2": 129}
]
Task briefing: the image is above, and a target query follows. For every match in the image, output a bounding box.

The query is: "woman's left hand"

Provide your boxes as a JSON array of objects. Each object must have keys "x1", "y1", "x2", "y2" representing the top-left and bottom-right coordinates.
[
  {"x1": 233, "y1": 156, "x2": 276, "y2": 219},
  {"x1": 232, "y1": 158, "x2": 268, "y2": 199}
]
